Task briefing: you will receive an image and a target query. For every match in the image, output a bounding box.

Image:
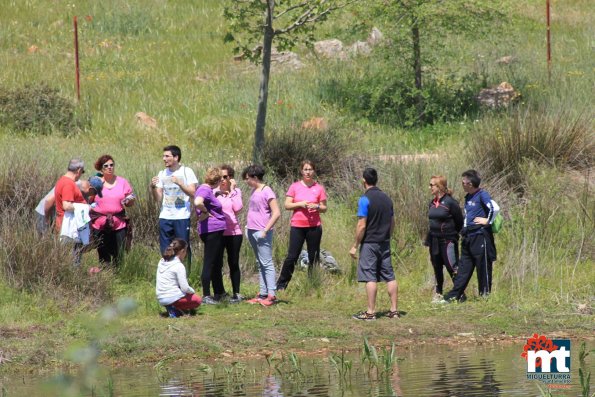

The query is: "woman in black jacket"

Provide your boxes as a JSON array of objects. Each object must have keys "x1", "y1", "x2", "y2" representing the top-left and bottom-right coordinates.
[{"x1": 425, "y1": 175, "x2": 464, "y2": 302}]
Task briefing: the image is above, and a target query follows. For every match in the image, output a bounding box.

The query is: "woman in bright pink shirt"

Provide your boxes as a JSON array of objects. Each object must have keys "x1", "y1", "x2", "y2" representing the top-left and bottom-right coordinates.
[
  {"x1": 90, "y1": 154, "x2": 135, "y2": 267},
  {"x1": 213, "y1": 164, "x2": 244, "y2": 303},
  {"x1": 277, "y1": 160, "x2": 327, "y2": 290}
]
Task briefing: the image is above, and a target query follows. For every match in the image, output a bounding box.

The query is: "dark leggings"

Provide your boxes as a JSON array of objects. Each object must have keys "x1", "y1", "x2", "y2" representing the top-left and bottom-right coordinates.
[
  {"x1": 93, "y1": 228, "x2": 127, "y2": 266},
  {"x1": 429, "y1": 238, "x2": 458, "y2": 295},
  {"x1": 277, "y1": 226, "x2": 322, "y2": 288},
  {"x1": 222, "y1": 234, "x2": 243, "y2": 295},
  {"x1": 200, "y1": 230, "x2": 225, "y2": 297}
]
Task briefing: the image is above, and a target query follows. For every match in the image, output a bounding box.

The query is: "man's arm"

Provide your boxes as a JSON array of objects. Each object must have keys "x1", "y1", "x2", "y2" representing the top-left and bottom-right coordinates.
[
  {"x1": 349, "y1": 217, "x2": 367, "y2": 259},
  {"x1": 62, "y1": 200, "x2": 75, "y2": 213}
]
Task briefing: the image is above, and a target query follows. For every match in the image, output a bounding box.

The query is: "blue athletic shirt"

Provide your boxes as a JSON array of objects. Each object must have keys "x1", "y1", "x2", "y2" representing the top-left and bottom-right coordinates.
[
  {"x1": 357, "y1": 187, "x2": 394, "y2": 243},
  {"x1": 464, "y1": 189, "x2": 495, "y2": 228}
]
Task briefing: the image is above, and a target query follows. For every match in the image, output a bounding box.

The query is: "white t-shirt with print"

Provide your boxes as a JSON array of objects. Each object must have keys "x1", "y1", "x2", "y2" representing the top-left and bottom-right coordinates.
[{"x1": 156, "y1": 166, "x2": 198, "y2": 220}]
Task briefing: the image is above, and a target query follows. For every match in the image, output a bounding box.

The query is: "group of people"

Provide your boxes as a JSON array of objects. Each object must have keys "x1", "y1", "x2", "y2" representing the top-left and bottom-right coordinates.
[
  {"x1": 151, "y1": 146, "x2": 327, "y2": 317},
  {"x1": 42, "y1": 144, "x2": 499, "y2": 321},
  {"x1": 40, "y1": 156, "x2": 135, "y2": 268}
]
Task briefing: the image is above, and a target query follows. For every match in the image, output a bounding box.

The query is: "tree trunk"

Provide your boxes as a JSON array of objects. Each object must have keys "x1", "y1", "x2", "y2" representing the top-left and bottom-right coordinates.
[
  {"x1": 412, "y1": 20, "x2": 424, "y2": 124},
  {"x1": 253, "y1": 0, "x2": 275, "y2": 164}
]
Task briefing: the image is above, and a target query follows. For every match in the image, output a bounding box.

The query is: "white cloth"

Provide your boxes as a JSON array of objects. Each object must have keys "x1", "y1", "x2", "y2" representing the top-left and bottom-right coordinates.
[
  {"x1": 155, "y1": 257, "x2": 195, "y2": 306},
  {"x1": 60, "y1": 203, "x2": 91, "y2": 245},
  {"x1": 156, "y1": 166, "x2": 198, "y2": 220}
]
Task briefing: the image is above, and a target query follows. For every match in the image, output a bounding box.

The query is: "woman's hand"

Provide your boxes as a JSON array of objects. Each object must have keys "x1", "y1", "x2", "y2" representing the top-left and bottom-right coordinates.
[
  {"x1": 230, "y1": 178, "x2": 237, "y2": 191},
  {"x1": 306, "y1": 202, "x2": 320, "y2": 210},
  {"x1": 198, "y1": 211, "x2": 211, "y2": 222}
]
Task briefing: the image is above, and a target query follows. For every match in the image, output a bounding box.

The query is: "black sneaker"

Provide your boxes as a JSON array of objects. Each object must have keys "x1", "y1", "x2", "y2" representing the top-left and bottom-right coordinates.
[
  {"x1": 387, "y1": 310, "x2": 400, "y2": 319},
  {"x1": 165, "y1": 305, "x2": 183, "y2": 318},
  {"x1": 202, "y1": 296, "x2": 220, "y2": 305},
  {"x1": 229, "y1": 294, "x2": 243, "y2": 304},
  {"x1": 352, "y1": 311, "x2": 376, "y2": 321}
]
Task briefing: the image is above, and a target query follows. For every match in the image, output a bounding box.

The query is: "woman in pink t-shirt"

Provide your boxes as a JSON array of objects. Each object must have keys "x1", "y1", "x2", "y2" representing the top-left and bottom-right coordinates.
[
  {"x1": 213, "y1": 164, "x2": 244, "y2": 303},
  {"x1": 277, "y1": 160, "x2": 327, "y2": 290},
  {"x1": 242, "y1": 164, "x2": 281, "y2": 306},
  {"x1": 90, "y1": 154, "x2": 135, "y2": 267}
]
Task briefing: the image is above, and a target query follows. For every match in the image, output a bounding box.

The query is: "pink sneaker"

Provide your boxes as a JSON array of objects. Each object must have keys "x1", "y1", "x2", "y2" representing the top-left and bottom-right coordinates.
[
  {"x1": 88, "y1": 266, "x2": 101, "y2": 275},
  {"x1": 260, "y1": 295, "x2": 277, "y2": 307},
  {"x1": 246, "y1": 294, "x2": 266, "y2": 304}
]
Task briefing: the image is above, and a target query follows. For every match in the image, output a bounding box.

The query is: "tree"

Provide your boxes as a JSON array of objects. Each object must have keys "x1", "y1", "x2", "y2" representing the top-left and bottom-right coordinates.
[
  {"x1": 224, "y1": 0, "x2": 356, "y2": 162},
  {"x1": 370, "y1": 0, "x2": 507, "y2": 124}
]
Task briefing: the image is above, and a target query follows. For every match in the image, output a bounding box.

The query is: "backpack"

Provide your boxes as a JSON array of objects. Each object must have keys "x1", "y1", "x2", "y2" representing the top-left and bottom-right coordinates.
[
  {"x1": 480, "y1": 196, "x2": 504, "y2": 234},
  {"x1": 491, "y1": 212, "x2": 504, "y2": 234}
]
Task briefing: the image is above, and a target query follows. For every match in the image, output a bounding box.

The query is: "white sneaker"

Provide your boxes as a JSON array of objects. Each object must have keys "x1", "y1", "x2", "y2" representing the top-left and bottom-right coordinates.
[{"x1": 432, "y1": 293, "x2": 443, "y2": 303}]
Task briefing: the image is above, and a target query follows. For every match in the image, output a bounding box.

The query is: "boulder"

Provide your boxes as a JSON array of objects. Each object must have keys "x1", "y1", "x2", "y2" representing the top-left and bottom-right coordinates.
[
  {"x1": 135, "y1": 112, "x2": 158, "y2": 129},
  {"x1": 271, "y1": 48, "x2": 303, "y2": 69},
  {"x1": 496, "y1": 55, "x2": 516, "y2": 65},
  {"x1": 314, "y1": 39, "x2": 345, "y2": 59},
  {"x1": 348, "y1": 41, "x2": 372, "y2": 56},
  {"x1": 477, "y1": 82, "x2": 520, "y2": 109},
  {"x1": 367, "y1": 27, "x2": 384, "y2": 46},
  {"x1": 301, "y1": 117, "x2": 328, "y2": 131}
]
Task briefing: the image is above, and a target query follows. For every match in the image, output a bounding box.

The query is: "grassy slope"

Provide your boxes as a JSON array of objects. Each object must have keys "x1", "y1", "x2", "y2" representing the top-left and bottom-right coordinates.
[{"x1": 0, "y1": 0, "x2": 593, "y2": 372}]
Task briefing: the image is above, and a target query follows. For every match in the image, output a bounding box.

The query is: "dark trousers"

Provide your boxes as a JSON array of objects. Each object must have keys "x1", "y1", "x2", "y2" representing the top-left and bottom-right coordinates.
[
  {"x1": 93, "y1": 228, "x2": 127, "y2": 266},
  {"x1": 277, "y1": 226, "x2": 322, "y2": 289},
  {"x1": 159, "y1": 218, "x2": 192, "y2": 264},
  {"x1": 444, "y1": 232, "x2": 493, "y2": 300},
  {"x1": 429, "y1": 238, "x2": 458, "y2": 295},
  {"x1": 200, "y1": 230, "x2": 225, "y2": 297},
  {"x1": 223, "y1": 234, "x2": 243, "y2": 295}
]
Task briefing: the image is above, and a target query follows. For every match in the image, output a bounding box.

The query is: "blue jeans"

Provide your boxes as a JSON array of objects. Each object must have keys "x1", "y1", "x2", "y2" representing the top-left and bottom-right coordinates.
[
  {"x1": 159, "y1": 218, "x2": 192, "y2": 264},
  {"x1": 247, "y1": 229, "x2": 276, "y2": 296}
]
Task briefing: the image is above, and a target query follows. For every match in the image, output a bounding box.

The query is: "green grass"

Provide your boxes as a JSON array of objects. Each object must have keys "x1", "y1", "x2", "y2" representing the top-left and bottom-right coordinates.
[{"x1": 0, "y1": 0, "x2": 593, "y2": 373}]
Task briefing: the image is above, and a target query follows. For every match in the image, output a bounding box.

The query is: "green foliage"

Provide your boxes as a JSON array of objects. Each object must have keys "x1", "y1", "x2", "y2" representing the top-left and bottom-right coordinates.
[
  {"x1": 469, "y1": 105, "x2": 595, "y2": 191},
  {"x1": 223, "y1": 0, "x2": 349, "y2": 63},
  {"x1": 320, "y1": 60, "x2": 483, "y2": 127},
  {"x1": 0, "y1": 84, "x2": 90, "y2": 135}
]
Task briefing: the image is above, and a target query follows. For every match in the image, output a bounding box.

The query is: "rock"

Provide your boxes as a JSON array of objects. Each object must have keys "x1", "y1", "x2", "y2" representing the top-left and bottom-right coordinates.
[
  {"x1": 577, "y1": 303, "x2": 591, "y2": 315},
  {"x1": 301, "y1": 117, "x2": 328, "y2": 131},
  {"x1": 496, "y1": 55, "x2": 515, "y2": 65},
  {"x1": 367, "y1": 27, "x2": 384, "y2": 46},
  {"x1": 135, "y1": 112, "x2": 158, "y2": 129},
  {"x1": 476, "y1": 82, "x2": 520, "y2": 109},
  {"x1": 320, "y1": 338, "x2": 330, "y2": 343},
  {"x1": 314, "y1": 39, "x2": 345, "y2": 59},
  {"x1": 271, "y1": 48, "x2": 303, "y2": 69},
  {"x1": 348, "y1": 41, "x2": 372, "y2": 56}
]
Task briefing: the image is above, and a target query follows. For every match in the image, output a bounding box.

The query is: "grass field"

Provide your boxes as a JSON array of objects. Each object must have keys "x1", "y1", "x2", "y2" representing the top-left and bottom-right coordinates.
[{"x1": 0, "y1": 0, "x2": 593, "y2": 373}]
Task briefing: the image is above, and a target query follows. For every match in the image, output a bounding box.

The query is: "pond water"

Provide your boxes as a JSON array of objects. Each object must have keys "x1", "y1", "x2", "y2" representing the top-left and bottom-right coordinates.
[{"x1": 1, "y1": 343, "x2": 588, "y2": 396}]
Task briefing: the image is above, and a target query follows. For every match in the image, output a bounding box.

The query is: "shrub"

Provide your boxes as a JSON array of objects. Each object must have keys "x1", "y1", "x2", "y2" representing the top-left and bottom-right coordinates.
[
  {"x1": 468, "y1": 105, "x2": 595, "y2": 191},
  {"x1": 261, "y1": 125, "x2": 365, "y2": 197},
  {"x1": 319, "y1": 61, "x2": 483, "y2": 127},
  {"x1": 0, "y1": 84, "x2": 90, "y2": 135}
]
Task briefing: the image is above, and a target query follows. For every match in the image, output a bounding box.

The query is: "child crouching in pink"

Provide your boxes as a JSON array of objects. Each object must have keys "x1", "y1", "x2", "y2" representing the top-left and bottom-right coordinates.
[{"x1": 156, "y1": 238, "x2": 201, "y2": 317}]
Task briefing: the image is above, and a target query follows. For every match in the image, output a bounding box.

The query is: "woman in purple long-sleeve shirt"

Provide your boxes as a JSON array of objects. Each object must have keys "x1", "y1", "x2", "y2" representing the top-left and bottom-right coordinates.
[{"x1": 213, "y1": 164, "x2": 244, "y2": 303}]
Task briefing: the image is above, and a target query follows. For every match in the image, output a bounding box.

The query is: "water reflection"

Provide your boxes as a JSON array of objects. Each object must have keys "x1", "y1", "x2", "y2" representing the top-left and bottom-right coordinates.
[{"x1": 2, "y1": 344, "x2": 584, "y2": 396}]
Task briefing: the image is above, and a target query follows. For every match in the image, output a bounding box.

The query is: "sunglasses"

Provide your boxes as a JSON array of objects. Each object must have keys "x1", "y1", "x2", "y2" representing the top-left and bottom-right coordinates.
[
  {"x1": 102, "y1": 163, "x2": 115, "y2": 169},
  {"x1": 222, "y1": 175, "x2": 230, "y2": 179},
  {"x1": 429, "y1": 183, "x2": 437, "y2": 187}
]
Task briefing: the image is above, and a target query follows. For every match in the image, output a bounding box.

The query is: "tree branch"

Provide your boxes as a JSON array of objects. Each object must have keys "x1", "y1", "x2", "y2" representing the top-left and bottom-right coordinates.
[{"x1": 275, "y1": 0, "x2": 358, "y2": 35}]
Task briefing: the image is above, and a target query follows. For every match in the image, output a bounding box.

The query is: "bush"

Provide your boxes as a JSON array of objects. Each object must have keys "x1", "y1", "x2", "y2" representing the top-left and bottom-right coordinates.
[
  {"x1": 0, "y1": 84, "x2": 90, "y2": 135},
  {"x1": 468, "y1": 105, "x2": 595, "y2": 191},
  {"x1": 319, "y1": 61, "x2": 483, "y2": 127},
  {"x1": 261, "y1": 125, "x2": 365, "y2": 197}
]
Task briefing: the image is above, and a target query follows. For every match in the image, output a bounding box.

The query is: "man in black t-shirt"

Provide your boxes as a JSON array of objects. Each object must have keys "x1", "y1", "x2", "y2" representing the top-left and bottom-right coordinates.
[{"x1": 349, "y1": 168, "x2": 399, "y2": 321}]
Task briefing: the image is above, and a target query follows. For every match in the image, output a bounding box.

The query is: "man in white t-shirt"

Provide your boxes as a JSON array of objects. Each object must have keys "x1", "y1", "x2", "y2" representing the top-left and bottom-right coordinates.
[{"x1": 151, "y1": 145, "x2": 198, "y2": 263}]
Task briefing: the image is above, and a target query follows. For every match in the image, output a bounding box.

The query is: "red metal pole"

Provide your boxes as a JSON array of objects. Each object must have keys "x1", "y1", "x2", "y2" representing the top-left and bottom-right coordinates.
[
  {"x1": 74, "y1": 16, "x2": 81, "y2": 102},
  {"x1": 546, "y1": 0, "x2": 551, "y2": 81}
]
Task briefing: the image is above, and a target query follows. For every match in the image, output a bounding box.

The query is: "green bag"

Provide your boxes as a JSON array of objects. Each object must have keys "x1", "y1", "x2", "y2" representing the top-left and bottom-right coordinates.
[{"x1": 491, "y1": 212, "x2": 504, "y2": 234}]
